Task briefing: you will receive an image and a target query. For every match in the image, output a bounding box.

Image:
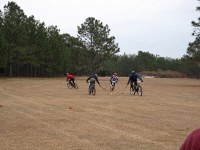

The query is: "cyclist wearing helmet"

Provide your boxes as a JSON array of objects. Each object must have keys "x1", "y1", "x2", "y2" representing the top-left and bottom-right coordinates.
[
  {"x1": 127, "y1": 71, "x2": 143, "y2": 89},
  {"x1": 86, "y1": 73, "x2": 100, "y2": 86},
  {"x1": 66, "y1": 73, "x2": 75, "y2": 85},
  {"x1": 110, "y1": 73, "x2": 119, "y2": 84}
]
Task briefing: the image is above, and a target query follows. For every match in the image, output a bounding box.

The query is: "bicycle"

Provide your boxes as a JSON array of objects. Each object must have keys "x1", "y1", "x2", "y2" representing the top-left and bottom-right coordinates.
[
  {"x1": 130, "y1": 81, "x2": 142, "y2": 96},
  {"x1": 88, "y1": 82, "x2": 96, "y2": 95},
  {"x1": 67, "y1": 81, "x2": 78, "y2": 89},
  {"x1": 110, "y1": 80, "x2": 116, "y2": 91}
]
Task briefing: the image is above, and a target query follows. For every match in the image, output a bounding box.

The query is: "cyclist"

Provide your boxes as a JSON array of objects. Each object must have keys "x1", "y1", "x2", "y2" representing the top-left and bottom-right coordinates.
[
  {"x1": 110, "y1": 73, "x2": 118, "y2": 84},
  {"x1": 86, "y1": 73, "x2": 101, "y2": 86},
  {"x1": 66, "y1": 73, "x2": 75, "y2": 86},
  {"x1": 110, "y1": 73, "x2": 118, "y2": 86},
  {"x1": 127, "y1": 71, "x2": 143, "y2": 90}
]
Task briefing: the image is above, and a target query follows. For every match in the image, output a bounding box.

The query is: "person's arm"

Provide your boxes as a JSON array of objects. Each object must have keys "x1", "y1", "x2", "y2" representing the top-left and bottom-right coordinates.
[
  {"x1": 127, "y1": 77, "x2": 130, "y2": 85},
  {"x1": 137, "y1": 74, "x2": 143, "y2": 82},
  {"x1": 86, "y1": 77, "x2": 90, "y2": 83},
  {"x1": 127, "y1": 78, "x2": 130, "y2": 85},
  {"x1": 110, "y1": 77, "x2": 112, "y2": 83},
  {"x1": 66, "y1": 75, "x2": 69, "y2": 81},
  {"x1": 95, "y1": 77, "x2": 100, "y2": 85}
]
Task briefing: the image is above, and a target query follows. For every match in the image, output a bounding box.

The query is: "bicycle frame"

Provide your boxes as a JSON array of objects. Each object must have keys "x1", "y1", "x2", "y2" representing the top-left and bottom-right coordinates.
[
  {"x1": 67, "y1": 81, "x2": 78, "y2": 89},
  {"x1": 130, "y1": 81, "x2": 142, "y2": 96}
]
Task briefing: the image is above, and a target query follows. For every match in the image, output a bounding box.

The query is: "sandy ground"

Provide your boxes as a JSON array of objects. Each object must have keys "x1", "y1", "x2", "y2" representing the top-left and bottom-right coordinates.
[{"x1": 0, "y1": 77, "x2": 200, "y2": 150}]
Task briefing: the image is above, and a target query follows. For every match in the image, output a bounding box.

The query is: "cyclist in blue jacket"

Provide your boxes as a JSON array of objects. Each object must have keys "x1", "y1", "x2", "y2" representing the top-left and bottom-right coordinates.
[{"x1": 127, "y1": 71, "x2": 143, "y2": 90}]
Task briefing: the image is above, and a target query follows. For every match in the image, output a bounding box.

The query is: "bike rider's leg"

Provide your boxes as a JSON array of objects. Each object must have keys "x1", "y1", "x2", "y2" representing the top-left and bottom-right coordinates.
[
  {"x1": 69, "y1": 79, "x2": 72, "y2": 84},
  {"x1": 93, "y1": 81, "x2": 96, "y2": 89},
  {"x1": 90, "y1": 81, "x2": 95, "y2": 94},
  {"x1": 89, "y1": 81, "x2": 94, "y2": 88},
  {"x1": 73, "y1": 78, "x2": 75, "y2": 84},
  {"x1": 88, "y1": 81, "x2": 93, "y2": 95},
  {"x1": 69, "y1": 79, "x2": 75, "y2": 87},
  {"x1": 72, "y1": 78, "x2": 75, "y2": 86},
  {"x1": 134, "y1": 81, "x2": 138, "y2": 91},
  {"x1": 130, "y1": 82, "x2": 134, "y2": 89},
  {"x1": 89, "y1": 81, "x2": 91, "y2": 88},
  {"x1": 88, "y1": 81, "x2": 91, "y2": 88}
]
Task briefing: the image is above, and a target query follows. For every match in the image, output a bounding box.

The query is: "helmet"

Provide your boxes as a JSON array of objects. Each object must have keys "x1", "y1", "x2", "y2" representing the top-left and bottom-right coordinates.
[
  {"x1": 113, "y1": 73, "x2": 117, "y2": 75},
  {"x1": 66, "y1": 73, "x2": 69, "y2": 75},
  {"x1": 95, "y1": 74, "x2": 98, "y2": 77},
  {"x1": 131, "y1": 71, "x2": 135, "y2": 74}
]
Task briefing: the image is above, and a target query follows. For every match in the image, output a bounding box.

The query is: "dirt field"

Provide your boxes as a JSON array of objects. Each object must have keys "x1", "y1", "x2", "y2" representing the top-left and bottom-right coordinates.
[{"x1": 0, "y1": 77, "x2": 200, "y2": 150}]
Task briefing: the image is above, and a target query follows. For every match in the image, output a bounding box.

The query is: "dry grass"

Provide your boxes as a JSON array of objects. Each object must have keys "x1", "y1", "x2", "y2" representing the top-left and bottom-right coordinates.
[{"x1": 0, "y1": 77, "x2": 200, "y2": 150}]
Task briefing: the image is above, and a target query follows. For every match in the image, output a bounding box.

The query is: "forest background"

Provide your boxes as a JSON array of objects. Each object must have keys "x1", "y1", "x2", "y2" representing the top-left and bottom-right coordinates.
[{"x1": 0, "y1": 1, "x2": 199, "y2": 78}]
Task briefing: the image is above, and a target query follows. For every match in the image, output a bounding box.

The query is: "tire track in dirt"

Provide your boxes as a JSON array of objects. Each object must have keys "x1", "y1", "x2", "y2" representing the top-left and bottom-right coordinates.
[
  {"x1": 1, "y1": 77, "x2": 200, "y2": 150},
  {"x1": 0, "y1": 89, "x2": 170, "y2": 149},
  {"x1": 0, "y1": 94, "x2": 99, "y2": 149}
]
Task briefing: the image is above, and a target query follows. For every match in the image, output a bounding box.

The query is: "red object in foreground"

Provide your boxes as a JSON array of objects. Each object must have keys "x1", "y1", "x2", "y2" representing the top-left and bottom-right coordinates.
[{"x1": 179, "y1": 128, "x2": 200, "y2": 150}]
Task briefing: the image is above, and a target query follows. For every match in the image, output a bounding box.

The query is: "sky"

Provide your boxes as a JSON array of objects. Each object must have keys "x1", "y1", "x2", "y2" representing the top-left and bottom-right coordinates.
[{"x1": 1, "y1": 0, "x2": 199, "y2": 58}]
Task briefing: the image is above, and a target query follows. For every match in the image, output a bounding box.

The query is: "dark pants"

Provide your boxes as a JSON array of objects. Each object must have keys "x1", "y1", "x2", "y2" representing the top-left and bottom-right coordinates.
[
  {"x1": 130, "y1": 81, "x2": 137, "y2": 89},
  {"x1": 69, "y1": 78, "x2": 75, "y2": 84}
]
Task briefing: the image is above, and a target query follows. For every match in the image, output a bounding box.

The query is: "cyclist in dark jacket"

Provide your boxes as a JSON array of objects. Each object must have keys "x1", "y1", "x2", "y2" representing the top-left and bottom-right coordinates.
[{"x1": 127, "y1": 71, "x2": 143, "y2": 89}]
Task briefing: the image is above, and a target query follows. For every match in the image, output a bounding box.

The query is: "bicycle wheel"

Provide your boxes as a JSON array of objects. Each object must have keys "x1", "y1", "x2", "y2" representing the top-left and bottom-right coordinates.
[
  {"x1": 67, "y1": 83, "x2": 73, "y2": 89},
  {"x1": 73, "y1": 83, "x2": 78, "y2": 89},
  {"x1": 110, "y1": 84, "x2": 114, "y2": 91},
  {"x1": 88, "y1": 84, "x2": 95, "y2": 95},
  {"x1": 137, "y1": 86, "x2": 142, "y2": 96},
  {"x1": 89, "y1": 83, "x2": 95, "y2": 95},
  {"x1": 91, "y1": 88, "x2": 96, "y2": 95},
  {"x1": 111, "y1": 81, "x2": 116, "y2": 91}
]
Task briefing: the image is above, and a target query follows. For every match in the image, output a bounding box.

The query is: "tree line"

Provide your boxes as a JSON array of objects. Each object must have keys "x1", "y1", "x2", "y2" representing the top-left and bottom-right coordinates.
[
  {"x1": 0, "y1": 1, "x2": 199, "y2": 78},
  {"x1": 104, "y1": 51, "x2": 199, "y2": 78}
]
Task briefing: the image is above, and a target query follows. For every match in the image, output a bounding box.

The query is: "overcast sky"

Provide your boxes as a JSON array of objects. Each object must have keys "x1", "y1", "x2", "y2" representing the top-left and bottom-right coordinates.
[{"x1": 1, "y1": 0, "x2": 199, "y2": 58}]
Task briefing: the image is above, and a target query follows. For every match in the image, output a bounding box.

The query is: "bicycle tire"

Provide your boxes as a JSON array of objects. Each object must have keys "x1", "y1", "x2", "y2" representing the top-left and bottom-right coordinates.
[
  {"x1": 130, "y1": 86, "x2": 143, "y2": 96},
  {"x1": 88, "y1": 87, "x2": 91, "y2": 95},
  {"x1": 73, "y1": 83, "x2": 78, "y2": 89},
  {"x1": 130, "y1": 86, "x2": 135, "y2": 95},
  {"x1": 110, "y1": 84, "x2": 114, "y2": 91},
  {"x1": 88, "y1": 83, "x2": 95, "y2": 95},
  {"x1": 91, "y1": 83, "x2": 95, "y2": 95},
  {"x1": 137, "y1": 86, "x2": 142, "y2": 96},
  {"x1": 67, "y1": 83, "x2": 73, "y2": 89},
  {"x1": 92, "y1": 88, "x2": 96, "y2": 95}
]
